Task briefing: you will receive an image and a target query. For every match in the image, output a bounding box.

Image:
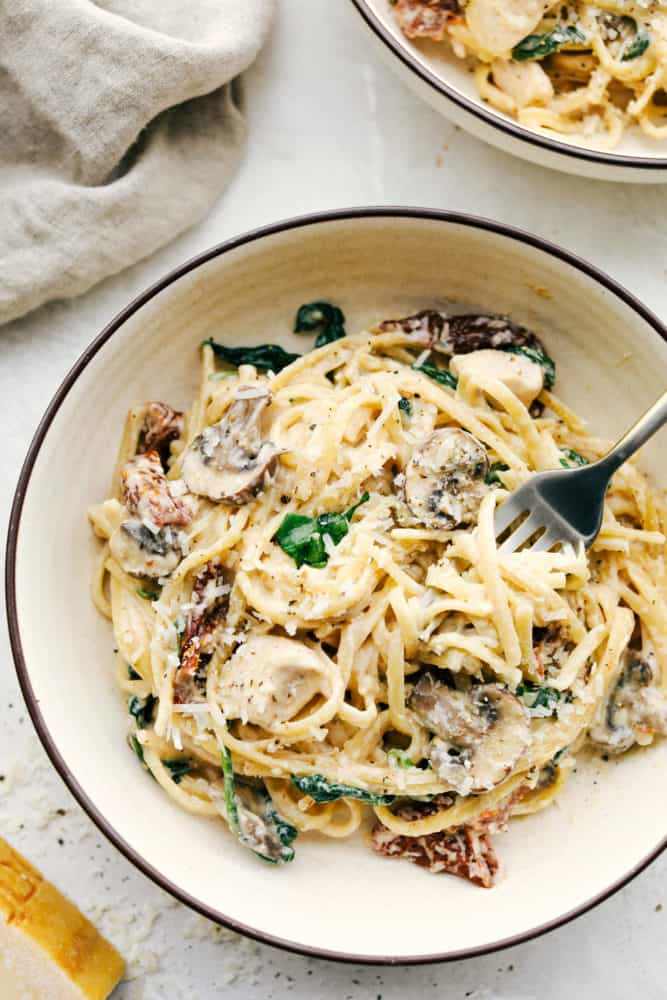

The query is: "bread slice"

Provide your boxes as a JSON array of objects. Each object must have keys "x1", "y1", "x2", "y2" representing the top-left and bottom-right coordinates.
[{"x1": 0, "y1": 836, "x2": 124, "y2": 999}]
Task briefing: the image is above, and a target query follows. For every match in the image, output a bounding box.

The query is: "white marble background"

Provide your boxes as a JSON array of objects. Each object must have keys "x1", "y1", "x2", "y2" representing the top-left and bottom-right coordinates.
[{"x1": 2, "y1": 2, "x2": 667, "y2": 997}]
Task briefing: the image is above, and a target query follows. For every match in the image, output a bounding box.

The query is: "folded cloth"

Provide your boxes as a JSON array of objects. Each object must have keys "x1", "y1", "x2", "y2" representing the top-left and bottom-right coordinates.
[{"x1": 0, "y1": 0, "x2": 275, "y2": 325}]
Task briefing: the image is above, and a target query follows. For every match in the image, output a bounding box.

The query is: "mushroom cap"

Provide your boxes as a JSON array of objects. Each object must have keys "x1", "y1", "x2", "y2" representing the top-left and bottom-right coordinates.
[
  {"x1": 216, "y1": 636, "x2": 331, "y2": 732},
  {"x1": 109, "y1": 520, "x2": 182, "y2": 579},
  {"x1": 182, "y1": 386, "x2": 279, "y2": 504},
  {"x1": 409, "y1": 675, "x2": 531, "y2": 794},
  {"x1": 404, "y1": 428, "x2": 489, "y2": 529},
  {"x1": 590, "y1": 651, "x2": 667, "y2": 754}
]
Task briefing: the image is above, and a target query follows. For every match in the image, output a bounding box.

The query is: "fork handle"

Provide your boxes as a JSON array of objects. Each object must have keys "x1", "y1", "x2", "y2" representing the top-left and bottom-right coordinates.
[{"x1": 596, "y1": 390, "x2": 667, "y2": 478}]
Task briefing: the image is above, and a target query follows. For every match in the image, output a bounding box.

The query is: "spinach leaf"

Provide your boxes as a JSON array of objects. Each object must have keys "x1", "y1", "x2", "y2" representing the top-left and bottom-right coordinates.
[
  {"x1": 622, "y1": 26, "x2": 649, "y2": 62},
  {"x1": 387, "y1": 749, "x2": 414, "y2": 769},
  {"x1": 413, "y1": 363, "x2": 458, "y2": 390},
  {"x1": 221, "y1": 748, "x2": 297, "y2": 863},
  {"x1": 136, "y1": 586, "x2": 160, "y2": 601},
  {"x1": 485, "y1": 462, "x2": 509, "y2": 485},
  {"x1": 499, "y1": 344, "x2": 556, "y2": 389},
  {"x1": 294, "y1": 301, "x2": 346, "y2": 348},
  {"x1": 203, "y1": 338, "x2": 300, "y2": 374},
  {"x1": 291, "y1": 773, "x2": 395, "y2": 805},
  {"x1": 398, "y1": 397, "x2": 413, "y2": 416},
  {"x1": 128, "y1": 694, "x2": 156, "y2": 729},
  {"x1": 162, "y1": 758, "x2": 192, "y2": 784},
  {"x1": 274, "y1": 492, "x2": 370, "y2": 568},
  {"x1": 130, "y1": 735, "x2": 145, "y2": 765},
  {"x1": 559, "y1": 447, "x2": 588, "y2": 468},
  {"x1": 513, "y1": 25, "x2": 586, "y2": 61}
]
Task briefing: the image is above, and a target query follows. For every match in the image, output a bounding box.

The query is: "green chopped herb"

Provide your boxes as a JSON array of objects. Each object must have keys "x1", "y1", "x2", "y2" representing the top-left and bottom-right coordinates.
[
  {"x1": 128, "y1": 694, "x2": 156, "y2": 729},
  {"x1": 203, "y1": 338, "x2": 300, "y2": 374},
  {"x1": 128, "y1": 665, "x2": 142, "y2": 681},
  {"x1": 552, "y1": 747, "x2": 568, "y2": 765},
  {"x1": 516, "y1": 681, "x2": 572, "y2": 717},
  {"x1": 387, "y1": 749, "x2": 414, "y2": 769},
  {"x1": 291, "y1": 773, "x2": 395, "y2": 805},
  {"x1": 162, "y1": 758, "x2": 192, "y2": 784},
  {"x1": 398, "y1": 397, "x2": 413, "y2": 416},
  {"x1": 485, "y1": 462, "x2": 510, "y2": 486},
  {"x1": 622, "y1": 26, "x2": 649, "y2": 62},
  {"x1": 559, "y1": 447, "x2": 588, "y2": 469},
  {"x1": 273, "y1": 492, "x2": 370, "y2": 569},
  {"x1": 136, "y1": 586, "x2": 160, "y2": 601},
  {"x1": 221, "y1": 748, "x2": 297, "y2": 863},
  {"x1": 294, "y1": 301, "x2": 346, "y2": 348},
  {"x1": 499, "y1": 344, "x2": 556, "y2": 389},
  {"x1": 413, "y1": 363, "x2": 458, "y2": 390},
  {"x1": 513, "y1": 24, "x2": 586, "y2": 62}
]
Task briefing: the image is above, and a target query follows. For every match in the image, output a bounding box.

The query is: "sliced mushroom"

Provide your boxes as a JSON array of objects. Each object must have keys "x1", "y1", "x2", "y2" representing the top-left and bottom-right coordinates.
[
  {"x1": 109, "y1": 521, "x2": 182, "y2": 579},
  {"x1": 450, "y1": 349, "x2": 544, "y2": 407},
  {"x1": 590, "y1": 651, "x2": 667, "y2": 754},
  {"x1": 465, "y1": 0, "x2": 552, "y2": 57},
  {"x1": 394, "y1": 0, "x2": 460, "y2": 41},
  {"x1": 403, "y1": 428, "x2": 489, "y2": 528},
  {"x1": 409, "y1": 674, "x2": 531, "y2": 794},
  {"x1": 182, "y1": 386, "x2": 280, "y2": 504},
  {"x1": 217, "y1": 636, "x2": 331, "y2": 732},
  {"x1": 377, "y1": 310, "x2": 543, "y2": 357}
]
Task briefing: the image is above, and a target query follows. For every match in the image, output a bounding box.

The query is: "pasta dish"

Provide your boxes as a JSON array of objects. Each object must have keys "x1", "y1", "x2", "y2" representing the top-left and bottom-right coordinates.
[
  {"x1": 89, "y1": 301, "x2": 667, "y2": 887},
  {"x1": 392, "y1": 1, "x2": 667, "y2": 148}
]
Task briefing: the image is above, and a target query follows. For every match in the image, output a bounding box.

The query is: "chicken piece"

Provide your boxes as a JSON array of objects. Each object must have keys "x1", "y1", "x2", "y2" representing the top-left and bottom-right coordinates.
[
  {"x1": 217, "y1": 636, "x2": 332, "y2": 732},
  {"x1": 450, "y1": 348, "x2": 544, "y2": 406},
  {"x1": 466, "y1": 0, "x2": 552, "y2": 57},
  {"x1": 492, "y1": 58, "x2": 554, "y2": 108}
]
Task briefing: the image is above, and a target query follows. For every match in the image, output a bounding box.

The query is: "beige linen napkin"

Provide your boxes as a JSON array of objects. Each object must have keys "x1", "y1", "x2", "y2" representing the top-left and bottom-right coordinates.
[{"x1": 0, "y1": 0, "x2": 275, "y2": 325}]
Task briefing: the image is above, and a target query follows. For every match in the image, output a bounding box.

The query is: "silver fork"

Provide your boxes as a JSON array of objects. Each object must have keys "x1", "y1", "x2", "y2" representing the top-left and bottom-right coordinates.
[{"x1": 494, "y1": 391, "x2": 667, "y2": 554}]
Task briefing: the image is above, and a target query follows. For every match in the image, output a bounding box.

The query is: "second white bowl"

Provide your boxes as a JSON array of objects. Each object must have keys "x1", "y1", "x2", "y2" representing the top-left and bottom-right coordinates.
[{"x1": 351, "y1": 0, "x2": 667, "y2": 183}]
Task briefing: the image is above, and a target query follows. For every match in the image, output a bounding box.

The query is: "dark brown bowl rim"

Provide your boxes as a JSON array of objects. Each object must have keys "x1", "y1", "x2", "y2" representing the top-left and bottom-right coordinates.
[
  {"x1": 349, "y1": 0, "x2": 667, "y2": 171},
  {"x1": 6, "y1": 207, "x2": 667, "y2": 966}
]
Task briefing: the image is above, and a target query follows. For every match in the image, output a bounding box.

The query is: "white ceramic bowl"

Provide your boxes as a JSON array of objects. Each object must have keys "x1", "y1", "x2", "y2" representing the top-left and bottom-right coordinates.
[
  {"x1": 350, "y1": 0, "x2": 667, "y2": 183},
  {"x1": 7, "y1": 209, "x2": 667, "y2": 963}
]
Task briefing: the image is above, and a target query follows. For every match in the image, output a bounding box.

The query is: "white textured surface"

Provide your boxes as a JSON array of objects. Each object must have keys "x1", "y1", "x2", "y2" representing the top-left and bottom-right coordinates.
[{"x1": 1, "y1": 1, "x2": 667, "y2": 997}]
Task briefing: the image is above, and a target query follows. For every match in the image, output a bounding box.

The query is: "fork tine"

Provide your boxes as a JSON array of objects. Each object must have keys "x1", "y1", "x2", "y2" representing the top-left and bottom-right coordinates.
[
  {"x1": 498, "y1": 512, "x2": 544, "y2": 554},
  {"x1": 494, "y1": 498, "x2": 527, "y2": 537},
  {"x1": 530, "y1": 529, "x2": 559, "y2": 552}
]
